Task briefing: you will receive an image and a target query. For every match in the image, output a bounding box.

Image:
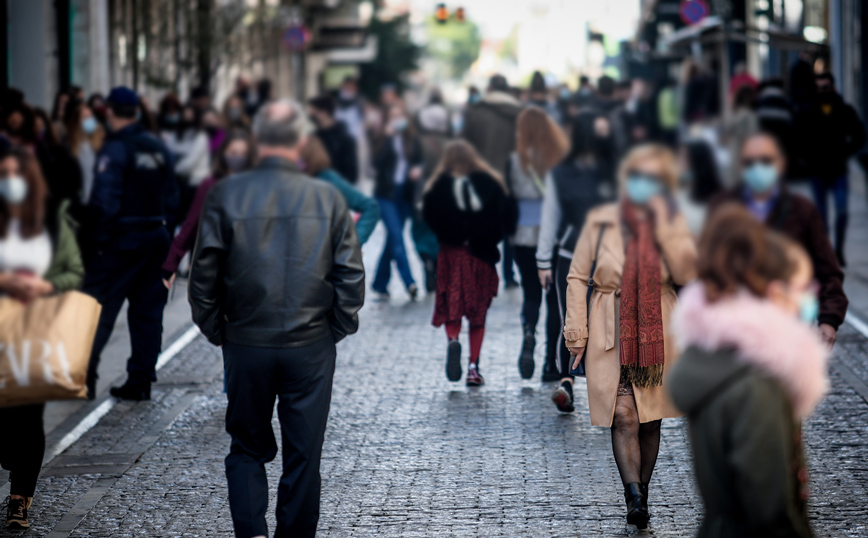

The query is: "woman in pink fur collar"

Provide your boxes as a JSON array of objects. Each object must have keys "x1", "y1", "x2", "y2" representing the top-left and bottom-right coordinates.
[{"x1": 669, "y1": 204, "x2": 828, "y2": 538}]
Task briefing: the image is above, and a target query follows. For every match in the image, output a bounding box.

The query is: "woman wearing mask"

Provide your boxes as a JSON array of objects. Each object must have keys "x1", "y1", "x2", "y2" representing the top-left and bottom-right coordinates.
[
  {"x1": 301, "y1": 136, "x2": 380, "y2": 245},
  {"x1": 563, "y1": 143, "x2": 697, "y2": 529},
  {"x1": 222, "y1": 95, "x2": 250, "y2": 130},
  {"x1": 669, "y1": 205, "x2": 824, "y2": 538},
  {"x1": 508, "y1": 106, "x2": 569, "y2": 381},
  {"x1": 0, "y1": 147, "x2": 84, "y2": 530},
  {"x1": 63, "y1": 100, "x2": 105, "y2": 205},
  {"x1": 423, "y1": 141, "x2": 514, "y2": 385},
  {"x1": 202, "y1": 109, "x2": 227, "y2": 155},
  {"x1": 162, "y1": 131, "x2": 256, "y2": 288},
  {"x1": 32, "y1": 108, "x2": 82, "y2": 205},
  {"x1": 371, "y1": 103, "x2": 423, "y2": 301},
  {"x1": 169, "y1": 104, "x2": 211, "y2": 221},
  {"x1": 537, "y1": 111, "x2": 616, "y2": 412},
  {"x1": 676, "y1": 139, "x2": 723, "y2": 237}
]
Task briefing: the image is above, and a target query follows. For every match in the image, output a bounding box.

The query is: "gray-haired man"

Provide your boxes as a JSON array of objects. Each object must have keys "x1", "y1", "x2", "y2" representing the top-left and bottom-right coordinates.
[{"x1": 189, "y1": 99, "x2": 365, "y2": 538}]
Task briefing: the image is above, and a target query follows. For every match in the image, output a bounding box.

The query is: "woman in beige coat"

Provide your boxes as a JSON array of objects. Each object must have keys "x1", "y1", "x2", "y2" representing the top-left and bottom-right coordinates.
[{"x1": 564, "y1": 144, "x2": 697, "y2": 530}]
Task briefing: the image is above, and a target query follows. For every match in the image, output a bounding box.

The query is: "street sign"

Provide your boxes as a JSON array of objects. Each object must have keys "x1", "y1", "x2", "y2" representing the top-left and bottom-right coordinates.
[
  {"x1": 679, "y1": 0, "x2": 710, "y2": 26},
  {"x1": 283, "y1": 24, "x2": 311, "y2": 52}
]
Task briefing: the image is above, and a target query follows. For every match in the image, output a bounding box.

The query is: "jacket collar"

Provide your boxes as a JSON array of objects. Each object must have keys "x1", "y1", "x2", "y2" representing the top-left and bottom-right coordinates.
[
  {"x1": 586, "y1": 202, "x2": 620, "y2": 225},
  {"x1": 673, "y1": 282, "x2": 828, "y2": 418},
  {"x1": 256, "y1": 156, "x2": 302, "y2": 174}
]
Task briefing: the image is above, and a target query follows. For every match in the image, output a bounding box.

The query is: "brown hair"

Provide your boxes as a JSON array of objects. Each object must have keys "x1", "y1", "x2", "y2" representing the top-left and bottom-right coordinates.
[
  {"x1": 698, "y1": 203, "x2": 809, "y2": 302},
  {"x1": 425, "y1": 140, "x2": 507, "y2": 193},
  {"x1": 64, "y1": 100, "x2": 105, "y2": 157},
  {"x1": 301, "y1": 135, "x2": 332, "y2": 176},
  {"x1": 212, "y1": 129, "x2": 257, "y2": 180},
  {"x1": 0, "y1": 147, "x2": 48, "y2": 239},
  {"x1": 617, "y1": 143, "x2": 679, "y2": 191},
  {"x1": 516, "y1": 107, "x2": 569, "y2": 175}
]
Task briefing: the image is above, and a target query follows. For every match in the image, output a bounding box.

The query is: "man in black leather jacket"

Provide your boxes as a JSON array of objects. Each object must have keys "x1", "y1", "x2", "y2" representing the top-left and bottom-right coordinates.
[{"x1": 188, "y1": 99, "x2": 365, "y2": 538}]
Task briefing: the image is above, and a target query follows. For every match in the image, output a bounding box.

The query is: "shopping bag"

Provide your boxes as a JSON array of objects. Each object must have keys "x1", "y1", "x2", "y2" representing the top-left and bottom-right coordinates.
[{"x1": 0, "y1": 291, "x2": 102, "y2": 407}]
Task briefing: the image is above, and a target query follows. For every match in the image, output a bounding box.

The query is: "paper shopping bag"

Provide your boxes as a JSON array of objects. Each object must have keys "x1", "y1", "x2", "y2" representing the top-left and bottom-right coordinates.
[{"x1": 0, "y1": 291, "x2": 102, "y2": 407}]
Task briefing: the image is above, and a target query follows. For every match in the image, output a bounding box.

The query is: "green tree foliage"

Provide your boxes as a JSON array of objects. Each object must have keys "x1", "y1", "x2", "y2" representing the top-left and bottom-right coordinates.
[
  {"x1": 359, "y1": 14, "x2": 422, "y2": 101},
  {"x1": 425, "y1": 14, "x2": 482, "y2": 80}
]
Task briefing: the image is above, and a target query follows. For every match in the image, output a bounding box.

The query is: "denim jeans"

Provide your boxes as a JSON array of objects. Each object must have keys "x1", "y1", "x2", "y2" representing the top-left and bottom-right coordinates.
[
  {"x1": 373, "y1": 184, "x2": 416, "y2": 293},
  {"x1": 810, "y1": 175, "x2": 848, "y2": 233}
]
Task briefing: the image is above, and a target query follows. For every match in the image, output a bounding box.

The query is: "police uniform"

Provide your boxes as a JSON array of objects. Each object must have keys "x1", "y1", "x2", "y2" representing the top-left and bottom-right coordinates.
[{"x1": 83, "y1": 89, "x2": 179, "y2": 400}]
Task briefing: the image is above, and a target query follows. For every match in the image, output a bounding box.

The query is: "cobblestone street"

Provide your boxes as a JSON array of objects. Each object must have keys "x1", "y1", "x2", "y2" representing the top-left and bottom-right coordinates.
[{"x1": 4, "y1": 203, "x2": 868, "y2": 537}]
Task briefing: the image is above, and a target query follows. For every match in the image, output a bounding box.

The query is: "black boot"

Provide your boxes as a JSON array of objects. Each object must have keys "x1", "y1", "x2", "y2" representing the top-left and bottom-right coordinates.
[
  {"x1": 518, "y1": 325, "x2": 535, "y2": 379},
  {"x1": 109, "y1": 379, "x2": 151, "y2": 401},
  {"x1": 835, "y1": 213, "x2": 848, "y2": 267},
  {"x1": 423, "y1": 256, "x2": 437, "y2": 293},
  {"x1": 624, "y1": 483, "x2": 649, "y2": 530}
]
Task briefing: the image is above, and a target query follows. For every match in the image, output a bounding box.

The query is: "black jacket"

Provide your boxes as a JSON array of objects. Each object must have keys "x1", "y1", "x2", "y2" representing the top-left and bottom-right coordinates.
[
  {"x1": 551, "y1": 159, "x2": 612, "y2": 254},
  {"x1": 422, "y1": 171, "x2": 516, "y2": 266},
  {"x1": 188, "y1": 157, "x2": 365, "y2": 348},
  {"x1": 316, "y1": 121, "x2": 358, "y2": 183},
  {"x1": 795, "y1": 93, "x2": 866, "y2": 179},
  {"x1": 373, "y1": 134, "x2": 423, "y2": 199}
]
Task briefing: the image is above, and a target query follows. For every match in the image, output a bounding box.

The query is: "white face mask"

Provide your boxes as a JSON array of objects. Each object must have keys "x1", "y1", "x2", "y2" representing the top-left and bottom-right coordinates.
[{"x1": 0, "y1": 176, "x2": 28, "y2": 205}]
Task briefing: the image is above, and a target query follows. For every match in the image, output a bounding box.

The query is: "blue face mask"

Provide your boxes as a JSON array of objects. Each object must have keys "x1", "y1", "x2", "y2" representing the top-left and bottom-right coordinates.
[
  {"x1": 742, "y1": 163, "x2": 778, "y2": 194},
  {"x1": 82, "y1": 116, "x2": 98, "y2": 134},
  {"x1": 625, "y1": 175, "x2": 664, "y2": 205},
  {"x1": 468, "y1": 94, "x2": 481, "y2": 104},
  {"x1": 799, "y1": 293, "x2": 820, "y2": 324}
]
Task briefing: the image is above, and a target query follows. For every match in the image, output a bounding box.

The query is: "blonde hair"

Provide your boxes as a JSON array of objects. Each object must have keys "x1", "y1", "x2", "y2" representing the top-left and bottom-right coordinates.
[
  {"x1": 425, "y1": 140, "x2": 508, "y2": 193},
  {"x1": 617, "y1": 143, "x2": 678, "y2": 191},
  {"x1": 516, "y1": 107, "x2": 569, "y2": 175}
]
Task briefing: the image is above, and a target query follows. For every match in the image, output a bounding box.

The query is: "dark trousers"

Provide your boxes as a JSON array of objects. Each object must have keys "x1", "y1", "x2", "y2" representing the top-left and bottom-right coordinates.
[
  {"x1": 0, "y1": 404, "x2": 45, "y2": 498},
  {"x1": 224, "y1": 336, "x2": 337, "y2": 538},
  {"x1": 811, "y1": 175, "x2": 849, "y2": 252},
  {"x1": 83, "y1": 230, "x2": 170, "y2": 388},
  {"x1": 554, "y1": 256, "x2": 573, "y2": 378},
  {"x1": 502, "y1": 240, "x2": 517, "y2": 284},
  {"x1": 513, "y1": 246, "x2": 560, "y2": 365}
]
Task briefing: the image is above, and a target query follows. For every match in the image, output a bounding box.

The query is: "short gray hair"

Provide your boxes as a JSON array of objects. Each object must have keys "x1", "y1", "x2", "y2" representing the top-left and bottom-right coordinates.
[{"x1": 252, "y1": 98, "x2": 309, "y2": 148}]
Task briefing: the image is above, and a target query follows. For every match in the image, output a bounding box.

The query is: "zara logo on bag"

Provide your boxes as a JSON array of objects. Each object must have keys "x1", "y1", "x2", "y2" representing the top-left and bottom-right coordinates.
[{"x1": 0, "y1": 340, "x2": 74, "y2": 389}]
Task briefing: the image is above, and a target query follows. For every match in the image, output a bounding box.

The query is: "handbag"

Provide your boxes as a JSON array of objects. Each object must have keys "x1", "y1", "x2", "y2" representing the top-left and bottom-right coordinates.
[
  {"x1": 569, "y1": 223, "x2": 608, "y2": 377},
  {"x1": 0, "y1": 291, "x2": 102, "y2": 407}
]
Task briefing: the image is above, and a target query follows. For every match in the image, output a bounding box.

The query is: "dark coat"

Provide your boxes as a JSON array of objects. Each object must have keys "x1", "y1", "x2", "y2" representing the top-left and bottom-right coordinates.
[
  {"x1": 795, "y1": 93, "x2": 866, "y2": 179},
  {"x1": 461, "y1": 92, "x2": 522, "y2": 175},
  {"x1": 189, "y1": 157, "x2": 365, "y2": 348},
  {"x1": 372, "y1": 133, "x2": 423, "y2": 200},
  {"x1": 669, "y1": 347, "x2": 813, "y2": 538},
  {"x1": 422, "y1": 171, "x2": 516, "y2": 266},
  {"x1": 316, "y1": 121, "x2": 359, "y2": 184},
  {"x1": 708, "y1": 188, "x2": 847, "y2": 329}
]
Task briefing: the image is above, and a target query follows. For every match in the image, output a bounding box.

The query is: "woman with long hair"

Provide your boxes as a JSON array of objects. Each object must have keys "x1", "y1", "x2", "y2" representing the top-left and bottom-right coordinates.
[
  {"x1": 563, "y1": 144, "x2": 697, "y2": 529},
  {"x1": 371, "y1": 102, "x2": 423, "y2": 301},
  {"x1": 508, "y1": 106, "x2": 569, "y2": 381},
  {"x1": 537, "y1": 111, "x2": 616, "y2": 412},
  {"x1": 0, "y1": 147, "x2": 84, "y2": 529},
  {"x1": 670, "y1": 205, "x2": 824, "y2": 537},
  {"x1": 162, "y1": 130, "x2": 256, "y2": 288},
  {"x1": 423, "y1": 140, "x2": 515, "y2": 386},
  {"x1": 676, "y1": 138, "x2": 723, "y2": 236},
  {"x1": 32, "y1": 107, "x2": 82, "y2": 205},
  {"x1": 63, "y1": 99, "x2": 105, "y2": 204},
  {"x1": 301, "y1": 136, "x2": 380, "y2": 245}
]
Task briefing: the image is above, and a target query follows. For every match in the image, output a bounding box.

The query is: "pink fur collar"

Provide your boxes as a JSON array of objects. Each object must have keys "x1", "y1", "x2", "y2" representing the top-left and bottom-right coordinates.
[{"x1": 673, "y1": 282, "x2": 829, "y2": 418}]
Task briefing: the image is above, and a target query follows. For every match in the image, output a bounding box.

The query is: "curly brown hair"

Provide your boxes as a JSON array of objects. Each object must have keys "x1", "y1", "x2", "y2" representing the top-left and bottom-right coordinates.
[{"x1": 515, "y1": 106, "x2": 569, "y2": 176}]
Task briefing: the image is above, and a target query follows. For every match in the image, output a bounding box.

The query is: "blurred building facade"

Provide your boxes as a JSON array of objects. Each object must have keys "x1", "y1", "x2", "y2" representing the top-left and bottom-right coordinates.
[{"x1": 1, "y1": 0, "x2": 374, "y2": 108}]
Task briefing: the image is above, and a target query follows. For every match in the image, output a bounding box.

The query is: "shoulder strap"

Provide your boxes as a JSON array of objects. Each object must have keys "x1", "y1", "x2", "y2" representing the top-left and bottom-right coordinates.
[{"x1": 588, "y1": 223, "x2": 607, "y2": 287}]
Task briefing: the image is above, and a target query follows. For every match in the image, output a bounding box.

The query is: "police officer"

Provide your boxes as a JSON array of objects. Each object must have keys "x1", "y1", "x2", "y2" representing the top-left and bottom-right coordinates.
[{"x1": 82, "y1": 86, "x2": 179, "y2": 401}]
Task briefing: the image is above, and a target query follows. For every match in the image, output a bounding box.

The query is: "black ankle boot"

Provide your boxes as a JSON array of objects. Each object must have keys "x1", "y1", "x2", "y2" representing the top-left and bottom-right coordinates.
[
  {"x1": 835, "y1": 213, "x2": 848, "y2": 267},
  {"x1": 624, "y1": 483, "x2": 649, "y2": 529},
  {"x1": 518, "y1": 325, "x2": 535, "y2": 379}
]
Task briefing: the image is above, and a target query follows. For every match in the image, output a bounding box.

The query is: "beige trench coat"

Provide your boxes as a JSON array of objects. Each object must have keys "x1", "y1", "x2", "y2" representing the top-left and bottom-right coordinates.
[{"x1": 564, "y1": 203, "x2": 697, "y2": 427}]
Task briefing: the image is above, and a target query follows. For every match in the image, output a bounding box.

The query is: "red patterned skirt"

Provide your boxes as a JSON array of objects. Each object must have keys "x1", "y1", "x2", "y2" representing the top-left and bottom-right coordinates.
[{"x1": 432, "y1": 244, "x2": 499, "y2": 328}]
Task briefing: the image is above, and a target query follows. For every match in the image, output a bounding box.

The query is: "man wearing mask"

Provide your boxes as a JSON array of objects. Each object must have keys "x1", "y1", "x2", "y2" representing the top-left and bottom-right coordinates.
[
  {"x1": 334, "y1": 76, "x2": 366, "y2": 182},
  {"x1": 308, "y1": 95, "x2": 359, "y2": 184},
  {"x1": 796, "y1": 72, "x2": 866, "y2": 267},
  {"x1": 709, "y1": 132, "x2": 847, "y2": 349},
  {"x1": 82, "y1": 86, "x2": 179, "y2": 400},
  {"x1": 189, "y1": 99, "x2": 365, "y2": 538}
]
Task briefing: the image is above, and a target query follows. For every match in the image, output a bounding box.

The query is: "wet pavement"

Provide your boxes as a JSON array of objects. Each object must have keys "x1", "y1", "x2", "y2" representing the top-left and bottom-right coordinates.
[{"x1": 3, "y1": 179, "x2": 868, "y2": 537}]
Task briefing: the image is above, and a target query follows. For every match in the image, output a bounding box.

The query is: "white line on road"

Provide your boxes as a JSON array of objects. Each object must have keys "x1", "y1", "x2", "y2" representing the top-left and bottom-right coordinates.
[
  {"x1": 845, "y1": 312, "x2": 868, "y2": 340},
  {"x1": 45, "y1": 325, "x2": 201, "y2": 462}
]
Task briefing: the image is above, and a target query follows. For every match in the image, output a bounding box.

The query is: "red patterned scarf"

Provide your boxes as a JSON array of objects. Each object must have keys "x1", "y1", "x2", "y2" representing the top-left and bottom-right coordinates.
[{"x1": 619, "y1": 200, "x2": 665, "y2": 388}]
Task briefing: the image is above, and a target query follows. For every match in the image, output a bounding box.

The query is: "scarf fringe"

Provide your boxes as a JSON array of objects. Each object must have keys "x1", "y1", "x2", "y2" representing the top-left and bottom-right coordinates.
[{"x1": 622, "y1": 363, "x2": 665, "y2": 389}]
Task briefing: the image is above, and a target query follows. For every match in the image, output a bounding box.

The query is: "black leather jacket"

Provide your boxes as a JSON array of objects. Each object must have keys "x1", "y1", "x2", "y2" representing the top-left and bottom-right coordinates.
[{"x1": 188, "y1": 157, "x2": 365, "y2": 348}]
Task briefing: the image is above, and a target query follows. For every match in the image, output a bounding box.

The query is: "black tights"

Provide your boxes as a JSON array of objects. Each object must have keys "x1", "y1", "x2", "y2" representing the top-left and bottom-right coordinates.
[{"x1": 611, "y1": 394, "x2": 661, "y2": 487}]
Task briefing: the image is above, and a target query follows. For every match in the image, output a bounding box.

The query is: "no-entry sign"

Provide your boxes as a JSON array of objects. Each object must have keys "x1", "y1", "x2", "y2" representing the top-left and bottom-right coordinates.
[{"x1": 679, "y1": 0, "x2": 710, "y2": 25}]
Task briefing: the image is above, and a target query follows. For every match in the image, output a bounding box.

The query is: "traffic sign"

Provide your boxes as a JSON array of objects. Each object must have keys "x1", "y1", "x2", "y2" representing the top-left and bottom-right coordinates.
[{"x1": 679, "y1": 0, "x2": 710, "y2": 26}]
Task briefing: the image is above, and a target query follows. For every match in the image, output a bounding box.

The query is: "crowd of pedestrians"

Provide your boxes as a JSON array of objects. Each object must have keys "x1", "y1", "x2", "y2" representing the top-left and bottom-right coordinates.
[{"x1": 0, "y1": 55, "x2": 862, "y2": 537}]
